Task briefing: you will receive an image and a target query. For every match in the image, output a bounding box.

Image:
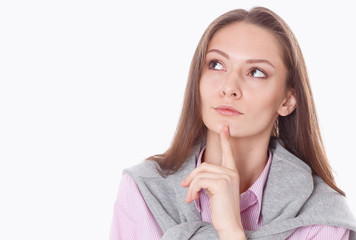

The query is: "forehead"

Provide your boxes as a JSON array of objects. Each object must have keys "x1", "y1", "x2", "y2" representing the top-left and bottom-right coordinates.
[{"x1": 208, "y1": 22, "x2": 284, "y2": 65}]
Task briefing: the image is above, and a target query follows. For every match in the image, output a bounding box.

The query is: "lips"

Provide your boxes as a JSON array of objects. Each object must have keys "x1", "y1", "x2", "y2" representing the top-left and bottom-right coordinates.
[{"x1": 214, "y1": 105, "x2": 243, "y2": 116}]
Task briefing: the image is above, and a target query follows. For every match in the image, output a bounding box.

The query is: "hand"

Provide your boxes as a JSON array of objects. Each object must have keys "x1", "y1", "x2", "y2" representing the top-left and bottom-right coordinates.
[{"x1": 180, "y1": 125, "x2": 246, "y2": 239}]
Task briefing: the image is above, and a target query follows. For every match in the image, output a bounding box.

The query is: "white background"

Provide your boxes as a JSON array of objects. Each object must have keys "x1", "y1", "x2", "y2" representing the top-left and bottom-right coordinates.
[{"x1": 1, "y1": 0, "x2": 355, "y2": 239}]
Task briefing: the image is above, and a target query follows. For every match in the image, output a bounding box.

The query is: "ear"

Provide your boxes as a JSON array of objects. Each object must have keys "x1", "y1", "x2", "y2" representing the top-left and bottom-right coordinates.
[{"x1": 277, "y1": 89, "x2": 297, "y2": 117}]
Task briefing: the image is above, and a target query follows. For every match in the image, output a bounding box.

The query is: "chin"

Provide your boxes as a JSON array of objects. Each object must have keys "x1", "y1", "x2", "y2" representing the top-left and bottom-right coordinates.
[{"x1": 205, "y1": 120, "x2": 242, "y2": 137}]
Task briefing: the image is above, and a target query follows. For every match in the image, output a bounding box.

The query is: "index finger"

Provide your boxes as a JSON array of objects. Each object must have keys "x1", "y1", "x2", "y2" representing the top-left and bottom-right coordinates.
[{"x1": 220, "y1": 125, "x2": 237, "y2": 170}]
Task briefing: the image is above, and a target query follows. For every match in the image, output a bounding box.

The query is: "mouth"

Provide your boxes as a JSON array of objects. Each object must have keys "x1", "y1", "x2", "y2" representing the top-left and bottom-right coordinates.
[{"x1": 214, "y1": 105, "x2": 243, "y2": 116}]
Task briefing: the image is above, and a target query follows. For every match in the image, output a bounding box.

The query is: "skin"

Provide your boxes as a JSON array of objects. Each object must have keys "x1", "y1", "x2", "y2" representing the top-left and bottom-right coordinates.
[{"x1": 181, "y1": 22, "x2": 297, "y2": 239}]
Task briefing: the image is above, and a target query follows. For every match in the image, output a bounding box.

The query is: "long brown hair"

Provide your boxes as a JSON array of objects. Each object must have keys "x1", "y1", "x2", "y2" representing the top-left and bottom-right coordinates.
[{"x1": 147, "y1": 7, "x2": 345, "y2": 196}]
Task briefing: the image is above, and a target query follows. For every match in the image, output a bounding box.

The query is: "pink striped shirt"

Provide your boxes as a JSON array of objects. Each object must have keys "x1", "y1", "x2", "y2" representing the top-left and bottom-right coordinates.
[{"x1": 110, "y1": 147, "x2": 350, "y2": 239}]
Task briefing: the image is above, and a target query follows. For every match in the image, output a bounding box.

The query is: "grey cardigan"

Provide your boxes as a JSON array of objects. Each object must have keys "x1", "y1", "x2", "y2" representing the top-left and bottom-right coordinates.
[{"x1": 124, "y1": 138, "x2": 356, "y2": 239}]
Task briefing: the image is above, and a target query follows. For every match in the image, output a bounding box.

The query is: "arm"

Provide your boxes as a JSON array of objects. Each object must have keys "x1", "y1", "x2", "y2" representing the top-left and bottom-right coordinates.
[
  {"x1": 287, "y1": 225, "x2": 350, "y2": 240},
  {"x1": 109, "y1": 174, "x2": 163, "y2": 240},
  {"x1": 109, "y1": 200, "x2": 136, "y2": 240}
]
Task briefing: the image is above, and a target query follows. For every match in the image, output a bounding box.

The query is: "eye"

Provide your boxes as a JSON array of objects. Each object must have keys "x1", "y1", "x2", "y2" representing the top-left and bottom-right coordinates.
[
  {"x1": 208, "y1": 60, "x2": 224, "y2": 71},
  {"x1": 249, "y1": 68, "x2": 267, "y2": 78}
]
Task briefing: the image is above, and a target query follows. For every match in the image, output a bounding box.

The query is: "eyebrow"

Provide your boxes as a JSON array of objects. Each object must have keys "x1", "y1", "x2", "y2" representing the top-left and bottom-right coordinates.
[
  {"x1": 206, "y1": 49, "x2": 275, "y2": 69},
  {"x1": 246, "y1": 59, "x2": 275, "y2": 69},
  {"x1": 207, "y1": 49, "x2": 230, "y2": 59}
]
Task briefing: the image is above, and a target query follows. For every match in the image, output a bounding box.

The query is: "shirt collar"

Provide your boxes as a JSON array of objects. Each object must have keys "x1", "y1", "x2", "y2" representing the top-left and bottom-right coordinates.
[{"x1": 194, "y1": 145, "x2": 272, "y2": 223}]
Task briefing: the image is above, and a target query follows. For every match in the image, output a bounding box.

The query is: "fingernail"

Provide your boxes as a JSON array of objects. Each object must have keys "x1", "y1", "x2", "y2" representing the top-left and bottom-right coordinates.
[
  {"x1": 221, "y1": 125, "x2": 227, "y2": 134},
  {"x1": 223, "y1": 125, "x2": 230, "y2": 138}
]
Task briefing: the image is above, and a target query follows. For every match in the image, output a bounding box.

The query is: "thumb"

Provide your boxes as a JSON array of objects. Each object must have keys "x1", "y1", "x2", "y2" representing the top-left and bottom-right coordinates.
[{"x1": 220, "y1": 125, "x2": 237, "y2": 170}]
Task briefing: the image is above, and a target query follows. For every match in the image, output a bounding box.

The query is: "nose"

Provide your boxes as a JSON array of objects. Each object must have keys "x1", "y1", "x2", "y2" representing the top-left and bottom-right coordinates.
[
  {"x1": 222, "y1": 89, "x2": 240, "y2": 97},
  {"x1": 221, "y1": 72, "x2": 242, "y2": 99}
]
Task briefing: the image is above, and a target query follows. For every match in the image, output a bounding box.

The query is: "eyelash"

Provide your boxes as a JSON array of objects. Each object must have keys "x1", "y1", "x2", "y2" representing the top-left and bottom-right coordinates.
[
  {"x1": 207, "y1": 59, "x2": 225, "y2": 71},
  {"x1": 207, "y1": 60, "x2": 268, "y2": 78},
  {"x1": 248, "y1": 67, "x2": 268, "y2": 78}
]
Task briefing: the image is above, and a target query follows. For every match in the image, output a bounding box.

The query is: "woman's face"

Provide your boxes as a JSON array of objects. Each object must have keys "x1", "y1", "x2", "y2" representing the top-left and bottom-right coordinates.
[{"x1": 199, "y1": 22, "x2": 295, "y2": 139}]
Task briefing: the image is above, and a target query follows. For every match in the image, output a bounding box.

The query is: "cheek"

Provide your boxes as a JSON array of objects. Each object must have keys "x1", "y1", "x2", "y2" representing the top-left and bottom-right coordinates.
[
  {"x1": 199, "y1": 78, "x2": 216, "y2": 106},
  {"x1": 199, "y1": 78, "x2": 217, "y2": 125},
  {"x1": 246, "y1": 87, "x2": 284, "y2": 120}
]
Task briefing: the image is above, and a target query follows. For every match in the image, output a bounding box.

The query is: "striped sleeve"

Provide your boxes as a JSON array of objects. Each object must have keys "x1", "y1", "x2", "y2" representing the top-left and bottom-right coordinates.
[
  {"x1": 287, "y1": 225, "x2": 350, "y2": 239},
  {"x1": 109, "y1": 173, "x2": 163, "y2": 240}
]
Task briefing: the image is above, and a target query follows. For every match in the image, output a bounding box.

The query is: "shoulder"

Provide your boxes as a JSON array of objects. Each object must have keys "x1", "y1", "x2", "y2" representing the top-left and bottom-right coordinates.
[
  {"x1": 123, "y1": 144, "x2": 202, "y2": 181},
  {"x1": 119, "y1": 152, "x2": 194, "y2": 196},
  {"x1": 299, "y1": 175, "x2": 356, "y2": 228},
  {"x1": 112, "y1": 173, "x2": 164, "y2": 238},
  {"x1": 116, "y1": 173, "x2": 144, "y2": 206},
  {"x1": 264, "y1": 138, "x2": 356, "y2": 232},
  {"x1": 265, "y1": 138, "x2": 314, "y2": 204},
  {"x1": 269, "y1": 137, "x2": 311, "y2": 174},
  {"x1": 121, "y1": 159, "x2": 172, "y2": 201},
  {"x1": 123, "y1": 159, "x2": 164, "y2": 179}
]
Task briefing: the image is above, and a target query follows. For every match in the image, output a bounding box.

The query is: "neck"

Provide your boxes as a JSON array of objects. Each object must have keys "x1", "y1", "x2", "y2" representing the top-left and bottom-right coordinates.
[{"x1": 202, "y1": 131, "x2": 270, "y2": 193}]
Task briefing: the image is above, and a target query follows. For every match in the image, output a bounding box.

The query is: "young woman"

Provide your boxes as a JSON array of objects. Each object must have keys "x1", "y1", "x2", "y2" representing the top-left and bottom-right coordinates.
[{"x1": 110, "y1": 7, "x2": 356, "y2": 240}]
